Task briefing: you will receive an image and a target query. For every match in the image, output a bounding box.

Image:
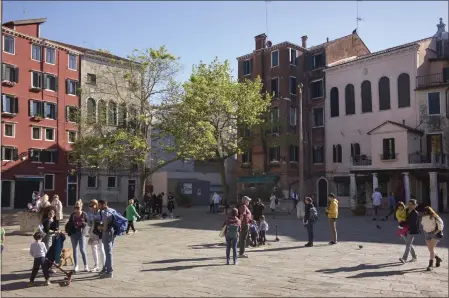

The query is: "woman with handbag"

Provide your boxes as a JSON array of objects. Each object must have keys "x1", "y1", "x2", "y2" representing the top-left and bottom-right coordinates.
[
  {"x1": 421, "y1": 206, "x2": 444, "y2": 271},
  {"x1": 67, "y1": 200, "x2": 89, "y2": 273}
]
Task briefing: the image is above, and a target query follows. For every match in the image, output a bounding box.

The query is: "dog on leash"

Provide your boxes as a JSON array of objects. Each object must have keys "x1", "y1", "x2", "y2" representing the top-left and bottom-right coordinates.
[{"x1": 60, "y1": 248, "x2": 74, "y2": 266}]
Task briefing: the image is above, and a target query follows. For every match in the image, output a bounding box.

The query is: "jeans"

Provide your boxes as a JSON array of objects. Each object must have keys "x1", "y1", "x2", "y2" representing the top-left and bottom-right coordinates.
[
  {"x1": 102, "y1": 230, "x2": 116, "y2": 274},
  {"x1": 259, "y1": 230, "x2": 266, "y2": 244},
  {"x1": 70, "y1": 231, "x2": 87, "y2": 268},
  {"x1": 306, "y1": 222, "x2": 314, "y2": 243},
  {"x1": 238, "y1": 225, "x2": 249, "y2": 255},
  {"x1": 373, "y1": 205, "x2": 380, "y2": 218},
  {"x1": 225, "y1": 237, "x2": 238, "y2": 264},
  {"x1": 214, "y1": 203, "x2": 220, "y2": 213},
  {"x1": 30, "y1": 257, "x2": 49, "y2": 282},
  {"x1": 402, "y1": 234, "x2": 417, "y2": 261}
]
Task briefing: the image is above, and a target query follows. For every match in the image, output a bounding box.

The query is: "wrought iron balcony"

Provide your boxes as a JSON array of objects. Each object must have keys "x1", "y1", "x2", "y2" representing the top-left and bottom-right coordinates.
[
  {"x1": 351, "y1": 155, "x2": 372, "y2": 166},
  {"x1": 408, "y1": 153, "x2": 448, "y2": 166},
  {"x1": 416, "y1": 73, "x2": 449, "y2": 89}
]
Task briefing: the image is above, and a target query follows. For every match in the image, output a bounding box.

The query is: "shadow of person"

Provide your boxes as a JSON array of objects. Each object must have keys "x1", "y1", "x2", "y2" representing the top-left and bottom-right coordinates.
[
  {"x1": 141, "y1": 263, "x2": 223, "y2": 272},
  {"x1": 316, "y1": 262, "x2": 401, "y2": 274},
  {"x1": 346, "y1": 268, "x2": 427, "y2": 278},
  {"x1": 143, "y1": 256, "x2": 222, "y2": 264}
]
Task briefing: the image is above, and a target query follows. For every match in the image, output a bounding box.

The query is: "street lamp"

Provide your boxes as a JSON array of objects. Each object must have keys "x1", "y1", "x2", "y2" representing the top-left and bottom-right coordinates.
[{"x1": 297, "y1": 83, "x2": 304, "y2": 202}]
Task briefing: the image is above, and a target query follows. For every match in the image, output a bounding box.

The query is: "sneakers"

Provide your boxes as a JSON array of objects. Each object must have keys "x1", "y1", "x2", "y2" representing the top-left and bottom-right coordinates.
[
  {"x1": 84, "y1": 266, "x2": 89, "y2": 272},
  {"x1": 427, "y1": 259, "x2": 434, "y2": 271},
  {"x1": 134, "y1": 230, "x2": 138, "y2": 234},
  {"x1": 28, "y1": 282, "x2": 35, "y2": 287},
  {"x1": 73, "y1": 266, "x2": 79, "y2": 273},
  {"x1": 410, "y1": 257, "x2": 417, "y2": 262},
  {"x1": 101, "y1": 272, "x2": 113, "y2": 278},
  {"x1": 44, "y1": 280, "x2": 51, "y2": 286},
  {"x1": 328, "y1": 241, "x2": 337, "y2": 245},
  {"x1": 49, "y1": 268, "x2": 57, "y2": 274},
  {"x1": 91, "y1": 267, "x2": 101, "y2": 273},
  {"x1": 305, "y1": 242, "x2": 313, "y2": 247},
  {"x1": 399, "y1": 258, "x2": 406, "y2": 264}
]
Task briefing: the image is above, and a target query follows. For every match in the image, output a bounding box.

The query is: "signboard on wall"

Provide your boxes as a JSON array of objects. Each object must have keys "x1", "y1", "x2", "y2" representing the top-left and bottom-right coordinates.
[{"x1": 182, "y1": 183, "x2": 193, "y2": 194}]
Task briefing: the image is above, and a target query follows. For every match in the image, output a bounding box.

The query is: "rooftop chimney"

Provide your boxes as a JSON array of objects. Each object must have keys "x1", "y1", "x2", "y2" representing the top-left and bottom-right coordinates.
[
  {"x1": 255, "y1": 33, "x2": 267, "y2": 50},
  {"x1": 301, "y1": 35, "x2": 308, "y2": 48},
  {"x1": 433, "y1": 17, "x2": 447, "y2": 38},
  {"x1": 326, "y1": 37, "x2": 329, "y2": 43}
]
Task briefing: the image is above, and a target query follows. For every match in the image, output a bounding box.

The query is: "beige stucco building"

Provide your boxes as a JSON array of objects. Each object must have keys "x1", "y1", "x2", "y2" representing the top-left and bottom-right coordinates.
[{"x1": 324, "y1": 19, "x2": 449, "y2": 211}]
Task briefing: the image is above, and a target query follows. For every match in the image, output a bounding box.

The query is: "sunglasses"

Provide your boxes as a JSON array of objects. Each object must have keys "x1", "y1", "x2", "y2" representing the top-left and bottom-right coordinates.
[{"x1": 89, "y1": 205, "x2": 95, "y2": 208}]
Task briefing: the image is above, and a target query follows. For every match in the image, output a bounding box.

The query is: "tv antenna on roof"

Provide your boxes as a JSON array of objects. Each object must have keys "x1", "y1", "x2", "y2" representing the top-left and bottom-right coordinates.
[
  {"x1": 265, "y1": 1, "x2": 271, "y2": 38},
  {"x1": 356, "y1": 0, "x2": 363, "y2": 33}
]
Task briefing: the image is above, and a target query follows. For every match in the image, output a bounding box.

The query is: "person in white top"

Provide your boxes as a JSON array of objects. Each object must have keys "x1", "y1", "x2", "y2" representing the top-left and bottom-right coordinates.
[
  {"x1": 212, "y1": 193, "x2": 221, "y2": 214},
  {"x1": 421, "y1": 206, "x2": 444, "y2": 271},
  {"x1": 371, "y1": 188, "x2": 383, "y2": 221},
  {"x1": 29, "y1": 232, "x2": 50, "y2": 287},
  {"x1": 51, "y1": 194, "x2": 63, "y2": 228}
]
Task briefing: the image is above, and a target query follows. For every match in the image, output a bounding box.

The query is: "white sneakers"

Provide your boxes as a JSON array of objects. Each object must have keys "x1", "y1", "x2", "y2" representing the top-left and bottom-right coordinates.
[
  {"x1": 84, "y1": 266, "x2": 89, "y2": 272},
  {"x1": 73, "y1": 265, "x2": 89, "y2": 272},
  {"x1": 90, "y1": 267, "x2": 101, "y2": 273}
]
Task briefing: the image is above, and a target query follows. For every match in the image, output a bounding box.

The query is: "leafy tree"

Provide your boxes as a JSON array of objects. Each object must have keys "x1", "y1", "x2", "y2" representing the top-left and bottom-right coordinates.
[{"x1": 162, "y1": 58, "x2": 270, "y2": 200}]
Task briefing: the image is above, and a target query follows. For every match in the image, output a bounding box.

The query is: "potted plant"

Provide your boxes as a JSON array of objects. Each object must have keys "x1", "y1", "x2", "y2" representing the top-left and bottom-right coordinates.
[
  {"x1": 31, "y1": 114, "x2": 43, "y2": 121},
  {"x1": 352, "y1": 194, "x2": 367, "y2": 216}
]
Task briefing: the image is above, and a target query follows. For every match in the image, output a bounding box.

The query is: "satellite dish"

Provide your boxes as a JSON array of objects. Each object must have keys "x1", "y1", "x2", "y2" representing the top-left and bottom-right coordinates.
[{"x1": 266, "y1": 40, "x2": 272, "y2": 47}]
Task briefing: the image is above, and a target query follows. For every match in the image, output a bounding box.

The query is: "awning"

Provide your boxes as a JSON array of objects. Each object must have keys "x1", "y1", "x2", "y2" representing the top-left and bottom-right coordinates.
[
  {"x1": 237, "y1": 175, "x2": 278, "y2": 184},
  {"x1": 14, "y1": 175, "x2": 44, "y2": 181}
]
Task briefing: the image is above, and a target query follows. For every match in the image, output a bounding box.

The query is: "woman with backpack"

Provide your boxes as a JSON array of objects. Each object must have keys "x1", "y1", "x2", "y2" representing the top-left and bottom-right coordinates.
[
  {"x1": 66, "y1": 200, "x2": 89, "y2": 273},
  {"x1": 303, "y1": 197, "x2": 318, "y2": 247},
  {"x1": 421, "y1": 206, "x2": 444, "y2": 271},
  {"x1": 222, "y1": 208, "x2": 241, "y2": 265}
]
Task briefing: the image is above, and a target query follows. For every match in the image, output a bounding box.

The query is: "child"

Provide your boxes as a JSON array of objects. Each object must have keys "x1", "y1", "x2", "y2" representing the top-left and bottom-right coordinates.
[
  {"x1": 258, "y1": 215, "x2": 269, "y2": 245},
  {"x1": 395, "y1": 201, "x2": 408, "y2": 237},
  {"x1": 249, "y1": 220, "x2": 259, "y2": 247},
  {"x1": 29, "y1": 232, "x2": 50, "y2": 287}
]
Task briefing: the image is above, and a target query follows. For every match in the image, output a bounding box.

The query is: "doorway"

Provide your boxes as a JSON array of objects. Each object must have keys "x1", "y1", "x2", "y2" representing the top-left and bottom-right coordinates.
[
  {"x1": 128, "y1": 179, "x2": 136, "y2": 199},
  {"x1": 427, "y1": 134, "x2": 443, "y2": 160},
  {"x1": 1, "y1": 181, "x2": 11, "y2": 208},
  {"x1": 67, "y1": 175, "x2": 78, "y2": 207},
  {"x1": 317, "y1": 178, "x2": 328, "y2": 207},
  {"x1": 15, "y1": 180, "x2": 40, "y2": 209}
]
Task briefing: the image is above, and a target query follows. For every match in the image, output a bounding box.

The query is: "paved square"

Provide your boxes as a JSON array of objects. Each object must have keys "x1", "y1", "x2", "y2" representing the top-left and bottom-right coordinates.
[{"x1": 1, "y1": 207, "x2": 448, "y2": 297}]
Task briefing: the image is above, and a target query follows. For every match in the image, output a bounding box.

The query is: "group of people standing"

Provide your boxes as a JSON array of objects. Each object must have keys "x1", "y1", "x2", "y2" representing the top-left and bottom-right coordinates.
[{"x1": 143, "y1": 192, "x2": 176, "y2": 218}]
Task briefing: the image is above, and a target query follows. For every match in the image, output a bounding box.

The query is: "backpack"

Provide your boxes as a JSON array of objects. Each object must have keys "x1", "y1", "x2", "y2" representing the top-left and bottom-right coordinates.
[
  {"x1": 110, "y1": 210, "x2": 128, "y2": 236},
  {"x1": 226, "y1": 224, "x2": 239, "y2": 239},
  {"x1": 309, "y1": 206, "x2": 319, "y2": 222}
]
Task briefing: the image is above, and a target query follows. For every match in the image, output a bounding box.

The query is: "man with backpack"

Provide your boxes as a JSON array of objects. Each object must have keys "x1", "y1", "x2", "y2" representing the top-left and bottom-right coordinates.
[{"x1": 303, "y1": 197, "x2": 318, "y2": 247}]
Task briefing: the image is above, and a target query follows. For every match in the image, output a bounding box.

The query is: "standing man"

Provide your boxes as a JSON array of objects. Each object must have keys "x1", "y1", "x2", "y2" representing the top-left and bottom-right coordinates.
[
  {"x1": 290, "y1": 191, "x2": 299, "y2": 215},
  {"x1": 97, "y1": 200, "x2": 115, "y2": 278},
  {"x1": 372, "y1": 188, "x2": 383, "y2": 221},
  {"x1": 238, "y1": 196, "x2": 252, "y2": 258},
  {"x1": 212, "y1": 192, "x2": 221, "y2": 214}
]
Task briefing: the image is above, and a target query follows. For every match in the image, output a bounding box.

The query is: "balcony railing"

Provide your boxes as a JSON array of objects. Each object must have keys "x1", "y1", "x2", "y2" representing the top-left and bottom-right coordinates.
[
  {"x1": 380, "y1": 153, "x2": 397, "y2": 161},
  {"x1": 416, "y1": 73, "x2": 449, "y2": 89},
  {"x1": 408, "y1": 153, "x2": 448, "y2": 166},
  {"x1": 351, "y1": 155, "x2": 372, "y2": 166}
]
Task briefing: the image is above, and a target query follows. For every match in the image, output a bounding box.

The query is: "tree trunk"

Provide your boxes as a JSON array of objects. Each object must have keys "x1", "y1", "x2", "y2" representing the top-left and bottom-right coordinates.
[
  {"x1": 218, "y1": 158, "x2": 229, "y2": 202},
  {"x1": 139, "y1": 172, "x2": 147, "y2": 203}
]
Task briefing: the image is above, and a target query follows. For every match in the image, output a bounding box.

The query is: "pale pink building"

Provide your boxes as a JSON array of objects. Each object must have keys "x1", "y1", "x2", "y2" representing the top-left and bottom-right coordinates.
[{"x1": 324, "y1": 19, "x2": 449, "y2": 211}]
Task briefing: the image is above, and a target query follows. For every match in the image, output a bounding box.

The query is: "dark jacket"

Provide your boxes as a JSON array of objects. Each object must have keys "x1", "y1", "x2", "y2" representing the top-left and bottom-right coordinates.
[
  {"x1": 252, "y1": 203, "x2": 265, "y2": 221},
  {"x1": 406, "y1": 209, "x2": 420, "y2": 235},
  {"x1": 304, "y1": 203, "x2": 314, "y2": 222}
]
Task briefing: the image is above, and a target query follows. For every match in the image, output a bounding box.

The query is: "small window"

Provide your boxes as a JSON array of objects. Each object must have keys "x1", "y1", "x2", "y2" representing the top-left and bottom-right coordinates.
[
  {"x1": 87, "y1": 98, "x2": 97, "y2": 123},
  {"x1": 312, "y1": 145, "x2": 324, "y2": 164},
  {"x1": 87, "y1": 73, "x2": 96, "y2": 85},
  {"x1": 45, "y1": 128, "x2": 55, "y2": 141},
  {"x1": 243, "y1": 60, "x2": 251, "y2": 76},
  {"x1": 271, "y1": 50, "x2": 279, "y2": 67},
  {"x1": 330, "y1": 87, "x2": 339, "y2": 117},
  {"x1": 107, "y1": 176, "x2": 117, "y2": 188},
  {"x1": 382, "y1": 138, "x2": 396, "y2": 160},
  {"x1": 29, "y1": 100, "x2": 44, "y2": 117},
  {"x1": 68, "y1": 54, "x2": 77, "y2": 70},
  {"x1": 289, "y1": 48, "x2": 297, "y2": 65},
  {"x1": 43, "y1": 74, "x2": 57, "y2": 91},
  {"x1": 332, "y1": 144, "x2": 342, "y2": 163},
  {"x1": 311, "y1": 80, "x2": 324, "y2": 99},
  {"x1": 242, "y1": 151, "x2": 252, "y2": 164},
  {"x1": 397, "y1": 73, "x2": 410, "y2": 108},
  {"x1": 46, "y1": 48, "x2": 56, "y2": 64},
  {"x1": 2, "y1": 64, "x2": 19, "y2": 83},
  {"x1": 270, "y1": 108, "x2": 279, "y2": 133},
  {"x1": 289, "y1": 106, "x2": 297, "y2": 126},
  {"x1": 44, "y1": 174, "x2": 55, "y2": 191},
  {"x1": 428, "y1": 92, "x2": 441, "y2": 115},
  {"x1": 44, "y1": 102, "x2": 57, "y2": 120},
  {"x1": 87, "y1": 176, "x2": 97, "y2": 188},
  {"x1": 31, "y1": 72, "x2": 42, "y2": 89},
  {"x1": 42, "y1": 150, "x2": 57, "y2": 163},
  {"x1": 289, "y1": 145, "x2": 299, "y2": 162},
  {"x1": 68, "y1": 131, "x2": 77, "y2": 143},
  {"x1": 313, "y1": 53, "x2": 325, "y2": 68},
  {"x1": 1, "y1": 94, "x2": 18, "y2": 114},
  {"x1": 351, "y1": 143, "x2": 361, "y2": 158},
  {"x1": 361, "y1": 81, "x2": 372, "y2": 113},
  {"x1": 289, "y1": 77, "x2": 297, "y2": 94},
  {"x1": 271, "y1": 78, "x2": 279, "y2": 98},
  {"x1": 66, "y1": 79, "x2": 78, "y2": 95},
  {"x1": 313, "y1": 107, "x2": 324, "y2": 127},
  {"x1": 31, "y1": 45, "x2": 42, "y2": 61},
  {"x1": 29, "y1": 149, "x2": 42, "y2": 162},
  {"x1": 108, "y1": 102, "x2": 118, "y2": 126},
  {"x1": 4, "y1": 123, "x2": 14, "y2": 137},
  {"x1": 1, "y1": 146, "x2": 18, "y2": 161},
  {"x1": 32, "y1": 127, "x2": 42, "y2": 140},
  {"x1": 66, "y1": 106, "x2": 79, "y2": 122},
  {"x1": 3, "y1": 36, "x2": 14, "y2": 54},
  {"x1": 269, "y1": 146, "x2": 281, "y2": 162}
]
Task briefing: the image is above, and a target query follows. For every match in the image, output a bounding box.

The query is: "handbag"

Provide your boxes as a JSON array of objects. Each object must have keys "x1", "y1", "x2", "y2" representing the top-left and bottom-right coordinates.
[
  {"x1": 219, "y1": 225, "x2": 226, "y2": 238},
  {"x1": 434, "y1": 217, "x2": 444, "y2": 238}
]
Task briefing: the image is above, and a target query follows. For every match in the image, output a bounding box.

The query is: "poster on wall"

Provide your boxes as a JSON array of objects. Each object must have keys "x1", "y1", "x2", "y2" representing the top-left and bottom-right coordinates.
[
  {"x1": 182, "y1": 183, "x2": 193, "y2": 194},
  {"x1": 197, "y1": 188, "x2": 202, "y2": 196}
]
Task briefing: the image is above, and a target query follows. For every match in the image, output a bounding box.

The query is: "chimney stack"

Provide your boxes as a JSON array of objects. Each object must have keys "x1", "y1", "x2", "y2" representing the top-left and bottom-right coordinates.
[
  {"x1": 301, "y1": 35, "x2": 308, "y2": 48},
  {"x1": 255, "y1": 33, "x2": 267, "y2": 50},
  {"x1": 326, "y1": 37, "x2": 329, "y2": 43}
]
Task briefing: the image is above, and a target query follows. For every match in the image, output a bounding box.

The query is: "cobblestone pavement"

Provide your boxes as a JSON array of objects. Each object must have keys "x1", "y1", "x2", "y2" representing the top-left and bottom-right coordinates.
[{"x1": 1, "y1": 207, "x2": 448, "y2": 297}]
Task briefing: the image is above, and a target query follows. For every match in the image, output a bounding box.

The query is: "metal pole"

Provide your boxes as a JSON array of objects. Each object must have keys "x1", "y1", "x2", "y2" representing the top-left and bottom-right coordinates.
[
  {"x1": 298, "y1": 83, "x2": 304, "y2": 202},
  {"x1": 0, "y1": 0, "x2": 3, "y2": 198}
]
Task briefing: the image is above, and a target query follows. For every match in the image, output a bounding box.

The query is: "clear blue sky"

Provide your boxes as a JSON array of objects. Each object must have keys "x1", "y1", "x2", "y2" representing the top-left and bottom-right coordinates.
[{"x1": 4, "y1": 1, "x2": 448, "y2": 82}]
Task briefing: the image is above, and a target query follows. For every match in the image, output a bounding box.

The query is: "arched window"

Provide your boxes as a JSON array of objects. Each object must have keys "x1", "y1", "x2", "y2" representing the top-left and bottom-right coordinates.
[
  {"x1": 98, "y1": 100, "x2": 107, "y2": 124},
  {"x1": 118, "y1": 102, "x2": 127, "y2": 127},
  {"x1": 330, "y1": 87, "x2": 339, "y2": 117},
  {"x1": 86, "y1": 98, "x2": 96, "y2": 123},
  {"x1": 397, "y1": 73, "x2": 410, "y2": 108},
  {"x1": 345, "y1": 84, "x2": 355, "y2": 115},
  {"x1": 361, "y1": 80, "x2": 372, "y2": 113},
  {"x1": 108, "y1": 101, "x2": 118, "y2": 126},
  {"x1": 378, "y1": 76, "x2": 391, "y2": 110},
  {"x1": 351, "y1": 143, "x2": 361, "y2": 157}
]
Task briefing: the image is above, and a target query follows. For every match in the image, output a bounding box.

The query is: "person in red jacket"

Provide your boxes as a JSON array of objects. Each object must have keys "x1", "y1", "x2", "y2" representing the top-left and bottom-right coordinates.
[{"x1": 238, "y1": 196, "x2": 252, "y2": 258}]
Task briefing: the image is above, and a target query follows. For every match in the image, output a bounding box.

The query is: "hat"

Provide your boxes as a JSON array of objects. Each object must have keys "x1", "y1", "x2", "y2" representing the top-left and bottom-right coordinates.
[
  {"x1": 408, "y1": 199, "x2": 418, "y2": 206},
  {"x1": 242, "y1": 196, "x2": 252, "y2": 202}
]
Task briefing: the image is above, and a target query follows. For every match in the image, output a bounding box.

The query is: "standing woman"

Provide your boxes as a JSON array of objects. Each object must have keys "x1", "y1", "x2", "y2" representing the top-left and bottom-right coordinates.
[
  {"x1": 88, "y1": 199, "x2": 105, "y2": 273},
  {"x1": 51, "y1": 195, "x2": 63, "y2": 229},
  {"x1": 421, "y1": 206, "x2": 444, "y2": 271},
  {"x1": 41, "y1": 206, "x2": 61, "y2": 273},
  {"x1": 67, "y1": 200, "x2": 89, "y2": 273},
  {"x1": 38, "y1": 195, "x2": 51, "y2": 220}
]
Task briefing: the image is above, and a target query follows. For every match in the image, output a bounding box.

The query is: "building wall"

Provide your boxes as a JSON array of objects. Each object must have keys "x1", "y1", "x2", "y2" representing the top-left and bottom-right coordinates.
[{"x1": 1, "y1": 24, "x2": 80, "y2": 207}]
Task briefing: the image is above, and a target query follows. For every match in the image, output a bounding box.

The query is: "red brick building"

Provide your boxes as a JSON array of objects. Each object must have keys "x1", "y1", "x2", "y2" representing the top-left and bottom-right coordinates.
[{"x1": 1, "y1": 18, "x2": 82, "y2": 208}]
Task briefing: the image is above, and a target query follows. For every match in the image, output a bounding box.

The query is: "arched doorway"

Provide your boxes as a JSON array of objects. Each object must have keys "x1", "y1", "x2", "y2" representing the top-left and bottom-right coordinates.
[{"x1": 317, "y1": 178, "x2": 328, "y2": 207}]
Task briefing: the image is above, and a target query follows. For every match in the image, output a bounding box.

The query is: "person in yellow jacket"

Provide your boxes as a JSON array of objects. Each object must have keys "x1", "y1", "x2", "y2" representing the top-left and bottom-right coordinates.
[{"x1": 326, "y1": 193, "x2": 339, "y2": 245}]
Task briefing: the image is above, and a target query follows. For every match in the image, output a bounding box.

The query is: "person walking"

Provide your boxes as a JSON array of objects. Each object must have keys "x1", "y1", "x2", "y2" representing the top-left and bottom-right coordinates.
[
  {"x1": 125, "y1": 199, "x2": 140, "y2": 234},
  {"x1": 67, "y1": 200, "x2": 89, "y2": 273},
  {"x1": 51, "y1": 194, "x2": 63, "y2": 229},
  {"x1": 326, "y1": 193, "x2": 339, "y2": 245},
  {"x1": 399, "y1": 199, "x2": 419, "y2": 264},
  {"x1": 303, "y1": 197, "x2": 318, "y2": 247},
  {"x1": 212, "y1": 192, "x2": 221, "y2": 214},
  {"x1": 222, "y1": 208, "x2": 241, "y2": 265},
  {"x1": 41, "y1": 206, "x2": 60, "y2": 273},
  {"x1": 87, "y1": 199, "x2": 105, "y2": 273},
  {"x1": 371, "y1": 188, "x2": 382, "y2": 221},
  {"x1": 238, "y1": 196, "x2": 252, "y2": 258},
  {"x1": 28, "y1": 232, "x2": 50, "y2": 287},
  {"x1": 269, "y1": 193, "x2": 277, "y2": 218},
  {"x1": 290, "y1": 191, "x2": 299, "y2": 215},
  {"x1": 384, "y1": 192, "x2": 396, "y2": 220},
  {"x1": 421, "y1": 206, "x2": 444, "y2": 271},
  {"x1": 167, "y1": 193, "x2": 176, "y2": 218},
  {"x1": 97, "y1": 200, "x2": 116, "y2": 278}
]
